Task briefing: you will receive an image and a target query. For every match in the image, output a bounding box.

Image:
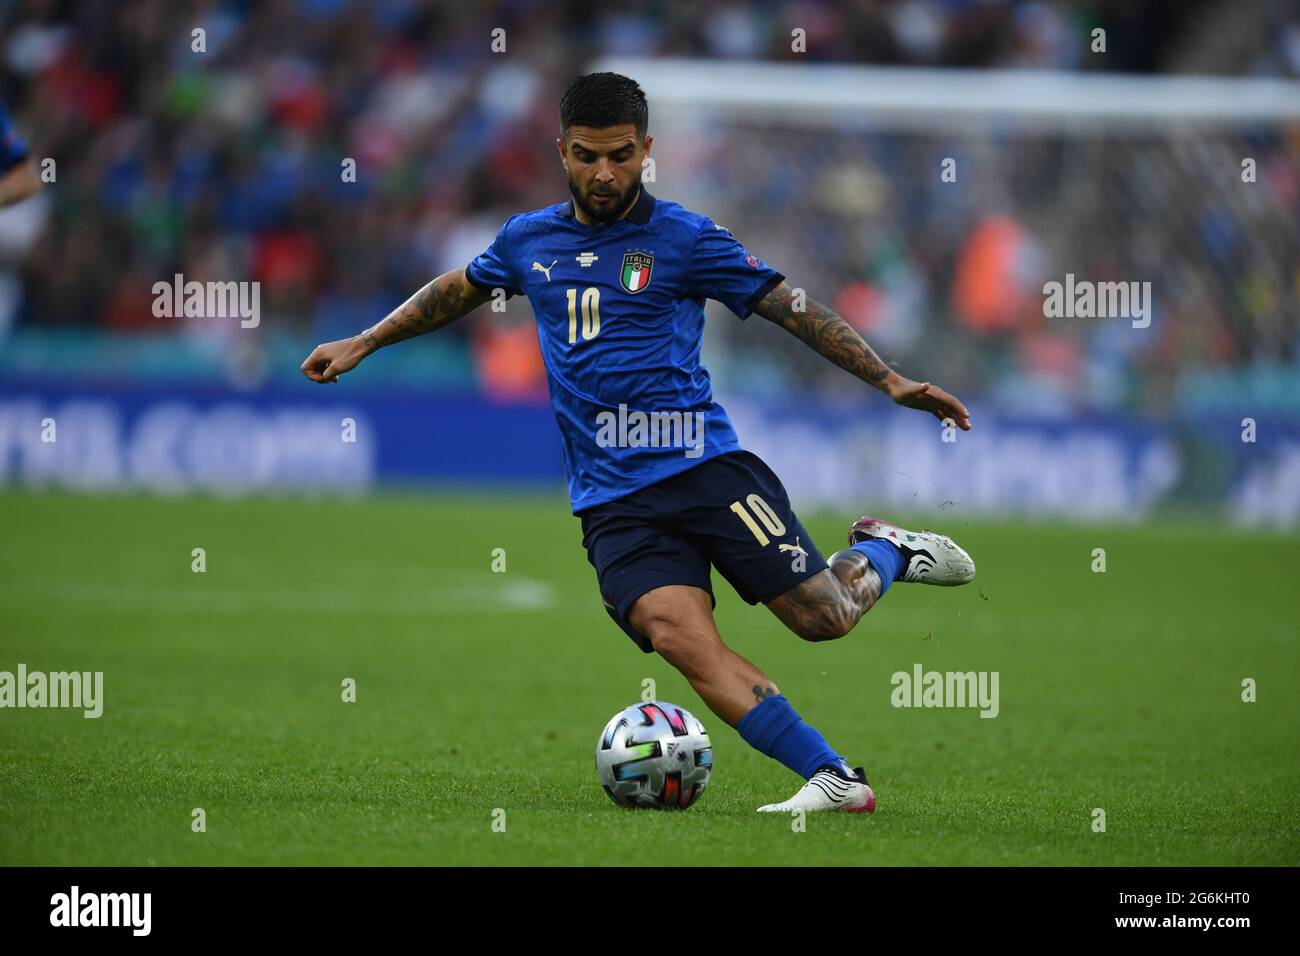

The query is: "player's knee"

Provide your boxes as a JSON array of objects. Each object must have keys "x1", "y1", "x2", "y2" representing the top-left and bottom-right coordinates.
[
  {"x1": 634, "y1": 603, "x2": 714, "y2": 673},
  {"x1": 644, "y1": 620, "x2": 712, "y2": 671}
]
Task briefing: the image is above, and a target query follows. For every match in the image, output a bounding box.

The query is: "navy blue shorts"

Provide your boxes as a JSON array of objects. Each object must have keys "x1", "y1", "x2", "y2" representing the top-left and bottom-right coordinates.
[{"x1": 578, "y1": 450, "x2": 828, "y2": 653}]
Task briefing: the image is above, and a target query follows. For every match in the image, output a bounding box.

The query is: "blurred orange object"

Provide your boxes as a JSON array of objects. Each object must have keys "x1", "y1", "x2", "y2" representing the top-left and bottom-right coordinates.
[
  {"x1": 473, "y1": 318, "x2": 549, "y2": 402},
  {"x1": 952, "y1": 215, "x2": 1028, "y2": 334},
  {"x1": 834, "y1": 280, "x2": 883, "y2": 333}
]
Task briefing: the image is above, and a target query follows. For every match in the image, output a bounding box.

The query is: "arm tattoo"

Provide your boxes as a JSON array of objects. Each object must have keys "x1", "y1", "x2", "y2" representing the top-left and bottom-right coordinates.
[
  {"x1": 753, "y1": 280, "x2": 894, "y2": 388},
  {"x1": 753, "y1": 684, "x2": 779, "y2": 704},
  {"x1": 397, "y1": 276, "x2": 452, "y2": 337},
  {"x1": 367, "y1": 272, "x2": 485, "y2": 348}
]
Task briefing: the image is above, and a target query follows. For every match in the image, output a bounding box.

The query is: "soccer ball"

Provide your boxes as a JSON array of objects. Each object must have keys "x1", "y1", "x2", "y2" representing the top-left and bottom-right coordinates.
[{"x1": 596, "y1": 701, "x2": 712, "y2": 809}]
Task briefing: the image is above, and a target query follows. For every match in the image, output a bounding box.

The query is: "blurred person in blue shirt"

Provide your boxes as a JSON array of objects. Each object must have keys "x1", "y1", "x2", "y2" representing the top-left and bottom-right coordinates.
[{"x1": 0, "y1": 101, "x2": 41, "y2": 207}]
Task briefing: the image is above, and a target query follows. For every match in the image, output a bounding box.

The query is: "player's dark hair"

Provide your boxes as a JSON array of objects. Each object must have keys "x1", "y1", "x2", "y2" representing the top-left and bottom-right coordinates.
[{"x1": 559, "y1": 72, "x2": 648, "y2": 141}]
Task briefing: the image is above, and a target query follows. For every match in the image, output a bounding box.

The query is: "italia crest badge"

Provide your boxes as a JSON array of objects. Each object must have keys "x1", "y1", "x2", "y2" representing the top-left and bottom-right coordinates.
[{"x1": 620, "y1": 252, "x2": 653, "y2": 294}]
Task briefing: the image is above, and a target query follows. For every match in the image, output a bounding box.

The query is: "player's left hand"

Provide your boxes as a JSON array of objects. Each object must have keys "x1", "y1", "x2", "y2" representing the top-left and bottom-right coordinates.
[{"x1": 886, "y1": 377, "x2": 971, "y2": 430}]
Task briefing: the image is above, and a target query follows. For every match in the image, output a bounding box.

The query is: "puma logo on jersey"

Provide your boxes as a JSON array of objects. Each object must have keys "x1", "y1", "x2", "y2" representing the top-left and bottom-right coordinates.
[
  {"x1": 778, "y1": 541, "x2": 808, "y2": 556},
  {"x1": 531, "y1": 259, "x2": 558, "y2": 281}
]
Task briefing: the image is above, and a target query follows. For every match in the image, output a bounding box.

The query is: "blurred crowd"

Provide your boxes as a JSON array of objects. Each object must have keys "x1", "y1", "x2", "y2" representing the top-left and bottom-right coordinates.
[
  {"x1": 695, "y1": 120, "x2": 1300, "y2": 417},
  {"x1": 0, "y1": 0, "x2": 1296, "y2": 413}
]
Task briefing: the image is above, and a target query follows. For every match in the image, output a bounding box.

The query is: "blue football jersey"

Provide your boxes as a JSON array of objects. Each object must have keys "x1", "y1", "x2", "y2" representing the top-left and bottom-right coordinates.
[
  {"x1": 0, "y1": 102, "x2": 29, "y2": 172},
  {"x1": 465, "y1": 190, "x2": 784, "y2": 512}
]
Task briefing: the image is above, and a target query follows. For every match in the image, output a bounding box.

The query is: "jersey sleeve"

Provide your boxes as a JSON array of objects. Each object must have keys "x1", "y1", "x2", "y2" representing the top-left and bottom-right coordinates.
[
  {"x1": 685, "y1": 220, "x2": 784, "y2": 320},
  {"x1": 465, "y1": 215, "x2": 523, "y2": 298},
  {"x1": 0, "y1": 102, "x2": 31, "y2": 173}
]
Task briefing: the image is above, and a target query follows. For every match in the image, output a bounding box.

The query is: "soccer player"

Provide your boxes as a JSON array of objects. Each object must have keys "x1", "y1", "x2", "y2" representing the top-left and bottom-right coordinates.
[
  {"x1": 0, "y1": 101, "x2": 41, "y2": 207},
  {"x1": 302, "y1": 73, "x2": 975, "y2": 813}
]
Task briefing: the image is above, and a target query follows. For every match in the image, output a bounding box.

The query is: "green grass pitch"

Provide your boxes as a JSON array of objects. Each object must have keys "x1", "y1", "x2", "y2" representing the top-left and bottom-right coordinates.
[{"x1": 1, "y1": 489, "x2": 1297, "y2": 866}]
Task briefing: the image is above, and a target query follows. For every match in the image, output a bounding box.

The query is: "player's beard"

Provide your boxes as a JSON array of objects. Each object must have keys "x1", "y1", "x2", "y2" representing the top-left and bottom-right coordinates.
[{"x1": 568, "y1": 171, "x2": 641, "y2": 224}]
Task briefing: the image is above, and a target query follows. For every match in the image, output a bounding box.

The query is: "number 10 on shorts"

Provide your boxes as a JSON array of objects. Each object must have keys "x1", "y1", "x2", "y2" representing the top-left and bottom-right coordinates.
[{"x1": 729, "y1": 494, "x2": 786, "y2": 546}]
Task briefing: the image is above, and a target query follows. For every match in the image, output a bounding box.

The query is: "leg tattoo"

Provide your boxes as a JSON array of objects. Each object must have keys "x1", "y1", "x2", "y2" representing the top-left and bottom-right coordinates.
[
  {"x1": 767, "y1": 549, "x2": 886, "y2": 642},
  {"x1": 828, "y1": 548, "x2": 884, "y2": 617}
]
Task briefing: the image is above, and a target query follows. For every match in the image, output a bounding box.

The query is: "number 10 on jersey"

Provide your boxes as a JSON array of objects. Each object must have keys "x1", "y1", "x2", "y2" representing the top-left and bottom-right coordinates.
[{"x1": 567, "y1": 287, "x2": 600, "y2": 344}]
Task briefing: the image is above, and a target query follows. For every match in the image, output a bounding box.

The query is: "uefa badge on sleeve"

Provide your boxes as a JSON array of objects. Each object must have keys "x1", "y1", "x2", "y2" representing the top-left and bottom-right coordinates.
[{"x1": 620, "y1": 252, "x2": 654, "y2": 293}]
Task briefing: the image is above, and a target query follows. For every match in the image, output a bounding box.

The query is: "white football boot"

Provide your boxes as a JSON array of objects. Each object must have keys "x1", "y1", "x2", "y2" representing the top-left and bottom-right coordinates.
[
  {"x1": 848, "y1": 516, "x2": 975, "y2": 586},
  {"x1": 756, "y1": 764, "x2": 876, "y2": 814}
]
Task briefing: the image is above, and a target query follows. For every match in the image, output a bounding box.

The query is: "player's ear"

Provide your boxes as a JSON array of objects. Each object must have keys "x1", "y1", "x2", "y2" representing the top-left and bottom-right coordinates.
[
  {"x1": 555, "y1": 136, "x2": 567, "y2": 163},
  {"x1": 642, "y1": 134, "x2": 652, "y2": 157}
]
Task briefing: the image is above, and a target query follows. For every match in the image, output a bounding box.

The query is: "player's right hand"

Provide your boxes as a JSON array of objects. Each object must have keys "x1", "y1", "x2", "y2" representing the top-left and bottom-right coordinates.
[
  {"x1": 300, "y1": 337, "x2": 367, "y2": 383},
  {"x1": 886, "y1": 376, "x2": 971, "y2": 430}
]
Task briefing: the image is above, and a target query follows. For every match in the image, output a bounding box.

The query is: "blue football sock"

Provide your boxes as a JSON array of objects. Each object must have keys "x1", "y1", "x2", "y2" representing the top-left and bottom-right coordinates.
[
  {"x1": 736, "y1": 694, "x2": 848, "y2": 780},
  {"x1": 850, "y1": 539, "x2": 905, "y2": 596}
]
